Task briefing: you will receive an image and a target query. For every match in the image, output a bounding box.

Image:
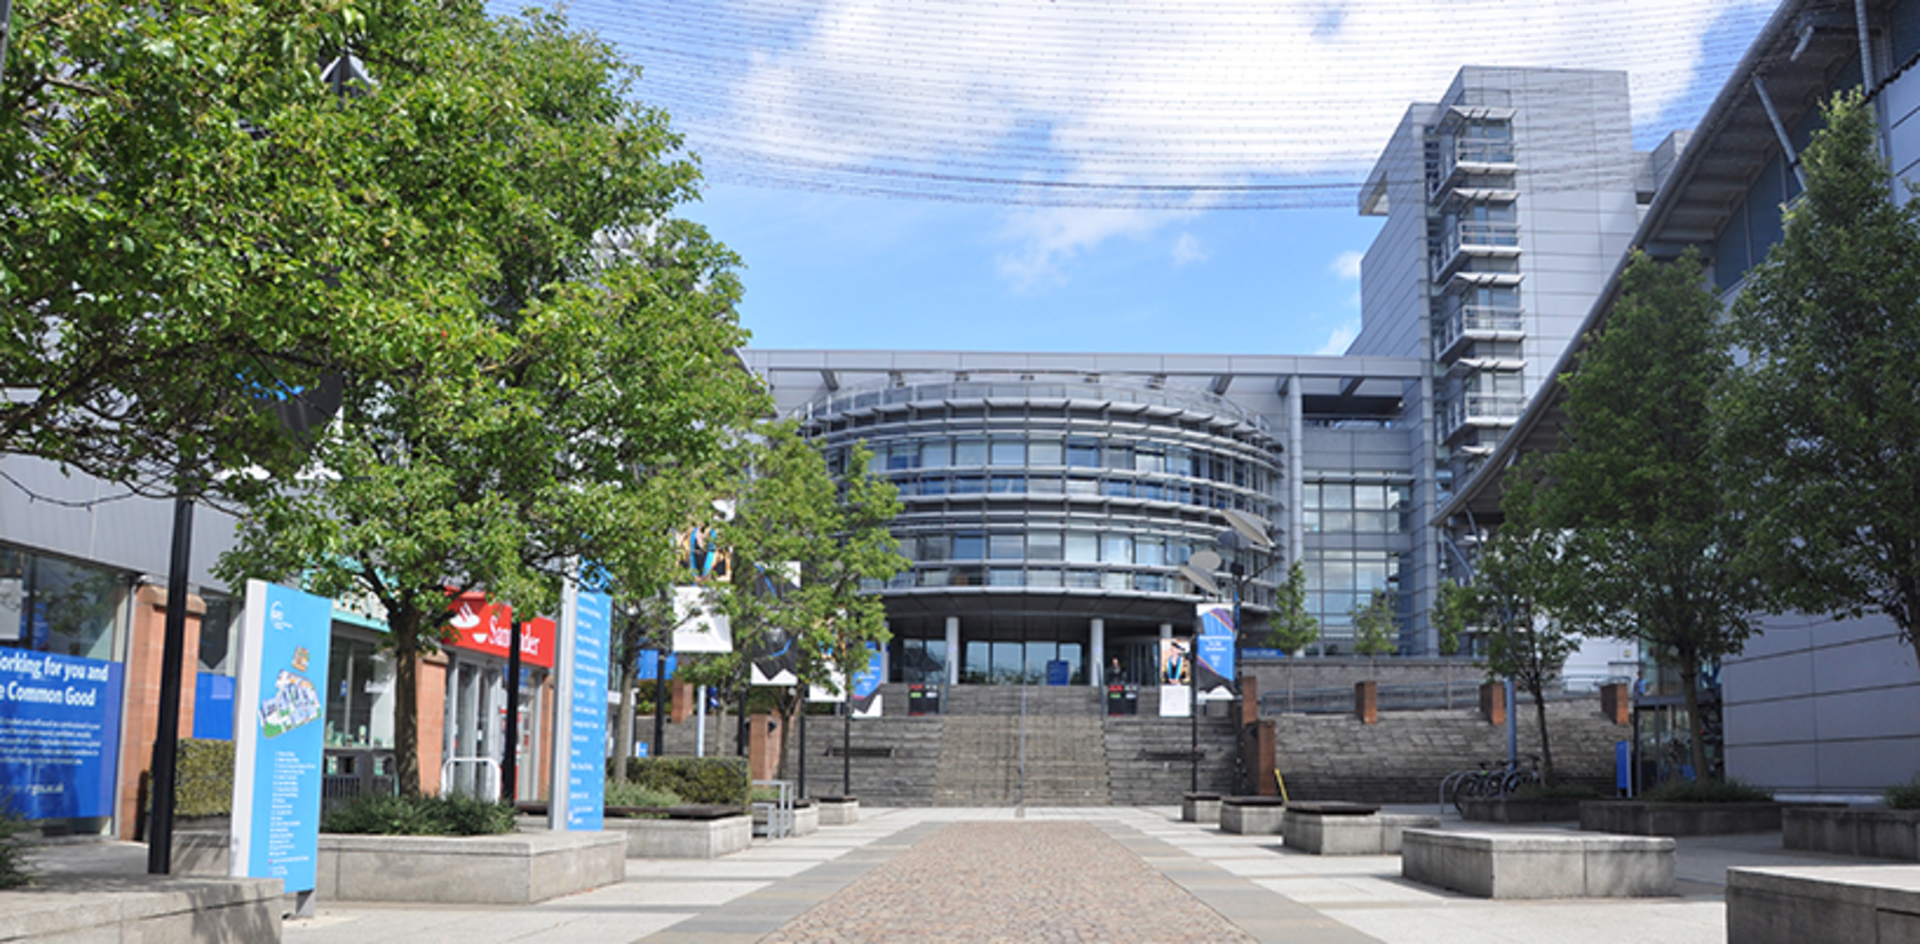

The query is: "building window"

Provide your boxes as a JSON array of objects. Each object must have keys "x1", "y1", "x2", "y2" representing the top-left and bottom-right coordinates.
[
  {"x1": 954, "y1": 438, "x2": 987, "y2": 466},
  {"x1": 952, "y1": 533, "x2": 985, "y2": 561},
  {"x1": 990, "y1": 439, "x2": 1025, "y2": 466},
  {"x1": 1065, "y1": 532, "x2": 1099, "y2": 563},
  {"x1": 0, "y1": 547, "x2": 125, "y2": 662},
  {"x1": 1029, "y1": 441, "x2": 1063, "y2": 466},
  {"x1": 1067, "y1": 440, "x2": 1100, "y2": 467},
  {"x1": 326, "y1": 634, "x2": 395, "y2": 749}
]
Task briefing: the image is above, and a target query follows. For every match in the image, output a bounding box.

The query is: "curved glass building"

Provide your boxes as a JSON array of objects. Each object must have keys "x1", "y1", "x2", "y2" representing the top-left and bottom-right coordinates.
[{"x1": 745, "y1": 351, "x2": 1431, "y2": 687}]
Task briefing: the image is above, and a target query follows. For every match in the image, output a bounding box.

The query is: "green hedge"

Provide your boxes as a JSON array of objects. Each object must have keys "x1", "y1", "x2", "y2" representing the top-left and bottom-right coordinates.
[
  {"x1": 320, "y1": 794, "x2": 516, "y2": 836},
  {"x1": 618, "y1": 757, "x2": 749, "y2": 805},
  {"x1": 175, "y1": 739, "x2": 235, "y2": 817}
]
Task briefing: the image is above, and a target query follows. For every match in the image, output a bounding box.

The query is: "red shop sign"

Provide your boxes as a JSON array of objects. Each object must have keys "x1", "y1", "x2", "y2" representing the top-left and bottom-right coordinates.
[{"x1": 445, "y1": 592, "x2": 555, "y2": 669}]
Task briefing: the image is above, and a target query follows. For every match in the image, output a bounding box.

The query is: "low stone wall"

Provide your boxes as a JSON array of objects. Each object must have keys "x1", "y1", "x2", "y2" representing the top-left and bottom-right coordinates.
[
  {"x1": 1727, "y1": 865, "x2": 1920, "y2": 944},
  {"x1": 0, "y1": 873, "x2": 284, "y2": 943},
  {"x1": 818, "y1": 798, "x2": 859, "y2": 826},
  {"x1": 605, "y1": 814, "x2": 751, "y2": 859},
  {"x1": 1269, "y1": 702, "x2": 1624, "y2": 804},
  {"x1": 1284, "y1": 810, "x2": 1439, "y2": 855},
  {"x1": 794, "y1": 802, "x2": 820, "y2": 837},
  {"x1": 1784, "y1": 808, "x2": 1920, "y2": 860},
  {"x1": 1580, "y1": 801, "x2": 1783, "y2": 836},
  {"x1": 316, "y1": 830, "x2": 625, "y2": 904},
  {"x1": 1182, "y1": 794, "x2": 1221, "y2": 825},
  {"x1": 1401, "y1": 829, "x2": 1675, "y2": 899},
  {"x1": 1219, "y1": 798, "x2": 1287, "y2": 835}
]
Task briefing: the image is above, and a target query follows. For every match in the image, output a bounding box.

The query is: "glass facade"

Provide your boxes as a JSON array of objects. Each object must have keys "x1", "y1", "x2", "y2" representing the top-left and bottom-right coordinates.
[
  {"x1": 803, "y1": 379, "x2": 1286, "y2": 684},
  {"x1": 0, "y1": 546, "x2": 127, "y2": 661}
]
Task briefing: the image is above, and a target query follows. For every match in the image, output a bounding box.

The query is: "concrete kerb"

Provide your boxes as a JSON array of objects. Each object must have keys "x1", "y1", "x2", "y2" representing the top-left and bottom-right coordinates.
[
  {"x1": 1726, "y1": 865, "x2": 1920, "y2": 944},
  {"x1": 0, "y1": 872, "x2": 285, "y2": 943}
]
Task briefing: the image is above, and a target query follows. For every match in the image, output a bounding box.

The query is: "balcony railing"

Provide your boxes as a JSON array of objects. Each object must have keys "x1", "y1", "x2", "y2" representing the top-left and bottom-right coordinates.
[
  {"x1": 1435, "y1": 305, "x2": 1526, "y2": 361},
  {"x1": 1439, "y1": 393, "x2": 1529, "y2": 442},
  {"x1": 1432, "y1": 138, "x2": 1518, "y2": 197},
  {"x1": 1431, "y1": 221, "x2": 1521, "y2": 280}
]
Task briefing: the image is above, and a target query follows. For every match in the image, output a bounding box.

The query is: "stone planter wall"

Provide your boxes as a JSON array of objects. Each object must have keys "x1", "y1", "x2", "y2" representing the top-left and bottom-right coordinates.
[
  {"x1": 1182, "y1": 794, "x2": 1222, "y2": 825},
  {"x1": 315, "y1": 830, "x2": 624, "y2": 904},
  {"x1": 606, "y1": 814, "x2": 751, "y2": 859},
  {"x1": 1460, "y1": 797, "x2": 1585, "y2": 824},
  {"x1": 1727, "y1": 865, "x2": 1920, "y2": 944},
  {"x1": 0, "y1": 874, "x2": 283, "y2": 943},
  {"x1": 1219, "y1": 797, "x2": 1287, "y2": 835},
  {"x1": 1783, "y1": 807, "x2": 1920, "y2": 860},
  {"x1": 818, "y1": 798, "x2": 859, "y2": 825},
  {"x1": 1580, "y1": 801, "x2": 1783, "y2": 836}
]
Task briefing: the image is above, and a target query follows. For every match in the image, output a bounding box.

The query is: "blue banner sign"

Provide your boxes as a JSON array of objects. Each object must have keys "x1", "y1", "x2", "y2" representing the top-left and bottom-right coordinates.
[
  {"x1": 230, "y1": 581, "x2": 333, "y2": 893},
  {"x1": 850, "y1": 644, "x2": 883, "y2": 718},
  {"x1": 567, "y1": 588, "x2": 610, "y2": 831},
  {"x1": 637, "y1": 649, "x2": 677, "y2": 682},
  {"x1": 1194, "y1": 603, "x2": 1237, "y2": 701},
  {"x1": 0, "y1": 650, "x2": 123, "y2": 820}
]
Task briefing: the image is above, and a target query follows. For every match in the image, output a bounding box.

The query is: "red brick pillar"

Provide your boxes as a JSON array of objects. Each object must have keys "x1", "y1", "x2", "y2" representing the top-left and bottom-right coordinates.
[
  {"x1": 748, "y1": 712, "x2": 784, "y2": 781},
  {"x1": 1354, "y1": 681, "x2": 1378, "y2": 725},
  {"x1": 414, "y1": 652, "x2": 449, "y2": 796},
  {"x1": 1600, "y1": 682, "x2": 1630, "y2": 725},
  {"x1": 1251, "y1": 720, "x2": 1278, "y2": 797},
  {"x1": 671, "y1": 680, "x2": 695, "y2": 724},
  {"x1": 1237, "y1": 673, "x2": 1259, "y2": 725},
  {"x1": 1480, "y1": 681, "x2": 1506, "y2": 726},
  {"x1": 118, "y1": 584, "x2": 205, "y2": 839}
]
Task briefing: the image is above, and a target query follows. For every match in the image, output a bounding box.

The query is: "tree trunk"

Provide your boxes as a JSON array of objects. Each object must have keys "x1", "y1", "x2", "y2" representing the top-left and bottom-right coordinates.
[
  {"x1": 1680, "y1": 661, "x2": 1709, "y2": 782},
  {"x1": 775, "y1": 688, "x2": 798, "y2": 781},
  {"x1": 1530, "y1": 683, "x2": 1556, "y2": 786},
  {"x1": 613, "y1": 674, "x2": 636, "y2": 781},
  {"x1": 390, "y1": 606, "x2": 423, "y2": 797}
]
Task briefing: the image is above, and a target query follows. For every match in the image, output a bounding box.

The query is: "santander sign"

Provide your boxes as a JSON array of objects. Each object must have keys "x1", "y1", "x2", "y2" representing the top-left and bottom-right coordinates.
[{"x1": 444, "y1": 591, "x2": 556, "y2": 669}]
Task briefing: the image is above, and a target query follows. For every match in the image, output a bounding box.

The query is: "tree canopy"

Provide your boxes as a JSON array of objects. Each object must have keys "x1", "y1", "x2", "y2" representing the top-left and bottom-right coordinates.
[
  {"x1": 1545, "y1": 248, "x2": 1758, "y2": 780},
  {"x1": 213, "y1": 2, "x2": 769, "y2": 794},
  {"x1": 1721, "y1": 90, "x2": 1920, "y2": 663},
  {"x1": 1265, "y1": 560, "x2": 1320, "y2": 656}
]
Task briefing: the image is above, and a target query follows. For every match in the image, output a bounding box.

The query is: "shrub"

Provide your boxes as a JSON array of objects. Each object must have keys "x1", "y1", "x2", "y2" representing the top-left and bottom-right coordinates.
[
  {"x1": 0, "y1": 807, "x2": 32, "y2": 890},
  {"x1": 175, "y1": 739, "x2": 236, "y2": 817},
  {"x1": 320, "y1": 793, "x2": 516, "y2": 836},
  {"x1": 619, "y1": 757, "x2": 749, "y2": 805},
  {"x1": 604, "y1": 779, "x2": 683, "y2": 809},
  {"x1": 1641, "y1": 778, "x2": 1774, "y2": 804},
  {"x1": 1885, "y1": 775, "x2": 1920, "y2": 810}
]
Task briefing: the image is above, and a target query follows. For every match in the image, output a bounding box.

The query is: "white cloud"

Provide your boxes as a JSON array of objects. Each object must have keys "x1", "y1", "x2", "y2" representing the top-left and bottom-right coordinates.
[
  {"x1": 700, "y1": 0, "x2": 1772, "y2": 189},
  {"x1": 994, "y1": 207, "x2": 1175, "y2": 291},
  {"x1": 1317, "y1": 321, "x2": 1360, "y2": 356},
  {"x1": 1330, "y1": 250, "x2": 1364, "y2": 281},
  {"x1": 1172, "y1": 233, "x2": 1209, "y2": 268}
]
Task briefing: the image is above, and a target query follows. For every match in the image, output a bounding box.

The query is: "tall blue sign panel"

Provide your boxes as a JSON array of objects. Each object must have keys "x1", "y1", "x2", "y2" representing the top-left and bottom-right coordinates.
[
  {"x1": 1194, "y1": 603, "x2": 1237, "y2": 700},
  {"x1": 567, "y1": 588, "x2": 610, "y2": 831},
  {"x1": 850, "y1": 643, "x2": 884, "y2": 718},
  {"x1": 0, "y1": 650, "x2": 123, "y2": 820},
  {"x1": 229, "y1": 581, "x2": 332, "y2": 892}
]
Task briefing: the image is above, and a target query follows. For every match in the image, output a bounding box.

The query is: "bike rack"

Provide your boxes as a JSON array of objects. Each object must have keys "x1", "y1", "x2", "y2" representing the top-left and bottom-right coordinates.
[{"x1": 441, "y1": 756, "x2": 501, "y2": 799}]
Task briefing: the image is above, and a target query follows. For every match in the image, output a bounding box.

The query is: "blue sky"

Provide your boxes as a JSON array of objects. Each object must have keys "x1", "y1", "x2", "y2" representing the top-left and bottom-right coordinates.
[{"x1": 545, "y1": 0, "x2": 1777, "y2": 357}]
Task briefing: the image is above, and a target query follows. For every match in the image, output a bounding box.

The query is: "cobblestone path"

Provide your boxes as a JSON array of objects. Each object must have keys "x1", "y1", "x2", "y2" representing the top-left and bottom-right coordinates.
[{"x1": 760, "y1": 821, "x2": 1257, "y2": 944}]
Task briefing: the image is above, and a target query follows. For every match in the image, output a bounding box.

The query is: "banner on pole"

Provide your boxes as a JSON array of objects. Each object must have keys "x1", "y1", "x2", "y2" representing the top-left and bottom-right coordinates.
[
  {"x1": 671, "y1": 586, "x2": 732, "y2": 653},
  {"x1": 851, "y1": 645, "x2": 884, "y2": 718},
  {"x1": 1194, "y1": 603, "x2": 1237, "y2": 702},
  {"x1": 230, "y1": 581, "x2": 332, "y2": 892}
]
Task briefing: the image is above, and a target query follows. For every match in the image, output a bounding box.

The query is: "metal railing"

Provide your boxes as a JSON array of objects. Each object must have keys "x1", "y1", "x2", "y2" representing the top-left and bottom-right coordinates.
[
  {"x1": 1440, "y1": 393, "x2": 1530, "y2": 441},
  {"x1": 753, "y1": 779, "x2": 795, "y2": 839},
  {"x1": 440, "y1": 756, "x2": 500, "y2": 799},
  {"x1": 799, "y1": 379, "x2": 1272, "y2": 433},
  {"x1": 1435, "y1": 306, "x2": 1526, "y2": 358},
  {"x1": 1432, "y1": 138, "x2": 1518, "y2": 196},
  {"x1": 1259, "y1": 679, "x2": 1596, "y2": 715}
]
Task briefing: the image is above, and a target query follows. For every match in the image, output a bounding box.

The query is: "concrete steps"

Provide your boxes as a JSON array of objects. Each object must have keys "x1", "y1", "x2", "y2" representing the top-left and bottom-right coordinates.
[{"x1": 932, "y1": 715, "x2": 1112, "y2": 806}]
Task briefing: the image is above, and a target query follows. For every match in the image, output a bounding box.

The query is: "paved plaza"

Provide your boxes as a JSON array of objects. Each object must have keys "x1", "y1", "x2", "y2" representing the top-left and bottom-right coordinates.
[{"x1": 29, "y1": 805, "x2": 1876, "y2": 943}]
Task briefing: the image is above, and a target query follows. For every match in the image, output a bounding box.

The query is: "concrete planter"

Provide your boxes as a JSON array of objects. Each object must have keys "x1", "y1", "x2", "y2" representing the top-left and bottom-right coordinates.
[
  {"x1": 316, "y1": 830, "x2": 624, "y2": 904},
  {"x1": 1182, "y1": 793, "x2": 1222, "y2": 825},
  {"x1": 1284, "y1": 809, "x2": 1439, "y2": 855},
  {"x1": 1580, "y1": 800, "x2": 1784, "y2": 836},
  {"x1": 1402, "y1": 829, "x2": 1676, "y2": 899},
  {"x1": 0, "y1": 873, "x2": 283, "y2": 943},
  {"x1": 1219, "y1": 797, "x2": 1288, "y2": 835},
  {"x1": 1460, "y1": 797, "x2": 1586, "y2": 824},
  {"x1": 1784, "y1": 808, "x2": 1920, "y2": 860},
  {"x1": 817, "y1": 797, "x2": 859, "y2": 825},
  {"x1": 794, "y1": 800, "x2": 820, "y2": 837},
  {"x1": 605, "y1": 812, "x2": 752, "y2": 859},
  {"x1": 1728, "y1": 865, "x2": 1920, "y2": 944}
]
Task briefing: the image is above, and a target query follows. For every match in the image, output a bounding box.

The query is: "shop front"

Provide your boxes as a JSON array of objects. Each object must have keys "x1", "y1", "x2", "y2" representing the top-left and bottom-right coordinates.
[{"x1": 440, "y1": 593, "x2": 554, "y2": 801}]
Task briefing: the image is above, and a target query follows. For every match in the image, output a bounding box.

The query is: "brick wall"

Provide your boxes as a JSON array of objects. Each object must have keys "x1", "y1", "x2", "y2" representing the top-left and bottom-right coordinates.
[{"x1": 118, "y1": 584, "x2": 205, "y2": 838}]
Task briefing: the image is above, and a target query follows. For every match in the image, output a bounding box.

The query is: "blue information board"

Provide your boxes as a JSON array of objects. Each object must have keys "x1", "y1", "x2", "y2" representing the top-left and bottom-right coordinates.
[
  {"x1": 636, "y1": 649, "x2": 677, "y2": 682},
  {"x1": 567, "y1": 588, "x2": 610, "y2": 831},
  {"x1": 230, "y1": 581, "x2": 332, "y2": 893},
  {"x1": 1194, "y1": 603, "x2": 1237, "y2": 701},
  {"x1": 192, "y1": 673, "x2": 235, "y2": 741},
  {"x1": 0, "y1": 650, "x2": 123, "y2": 820},
  {"x1": 850, "y1": 644, "x2": 884, "y2": 718}
]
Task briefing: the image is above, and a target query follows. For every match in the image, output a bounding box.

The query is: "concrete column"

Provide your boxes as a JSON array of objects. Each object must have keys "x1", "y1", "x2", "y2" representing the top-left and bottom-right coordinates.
[
  {"x1": 945, "y1": 616, "x2": 960, "y2": 686},
  {"x1": 1159, "y1": 622, "x2": 1173, "y2": 641},
  {"x1": 1089, "y1": 618, "x2": 1106, "y2": 687}
]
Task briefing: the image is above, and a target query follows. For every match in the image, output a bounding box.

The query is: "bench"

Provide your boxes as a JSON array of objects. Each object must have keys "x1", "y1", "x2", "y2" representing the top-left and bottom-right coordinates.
[
  {"x1": 1182, "y1": 793, "x2": 1222, "y2": 825},
  {"x1": 1219, "y1": 796, "x2": 1289, "y2": 835},
  {"x1": 1401, "y1": 829, "x2": 1675, "y2": 899},
  {"x1": 1727, "y1": 865, "x2": 1920, "y2": 944},
  {"x1": 824, "y1": 746, "x2": 894, "y2": 758},
  {"x1": 1282, "y1": 803, "x2": 1438, "y2": 855}
]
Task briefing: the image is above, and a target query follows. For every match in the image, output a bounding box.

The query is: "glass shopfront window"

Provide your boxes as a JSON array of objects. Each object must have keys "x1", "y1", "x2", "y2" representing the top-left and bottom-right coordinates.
[
  {"x1": 326, "y1": 633, "x2": 396, "y2": 749},
  {"x1": 0, "y1": 547, "x2": 125, "y2": 661}
]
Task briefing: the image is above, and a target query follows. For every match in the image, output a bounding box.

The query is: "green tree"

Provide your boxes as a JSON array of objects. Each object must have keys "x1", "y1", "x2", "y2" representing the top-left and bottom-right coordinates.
[
  {"x1": 1350, "y1": 588, "x2": 1398, "y2": 669},
  {"x1": 1265, "y1": 560, "x2": 1319, "y2": 712},
  {"x1": 0, "y1": 0, "x2": 481, "y2": 496},
  {"x1": 692, "y1": 430, "x2": 904, "y2": 780},
  {"x1": 215, "y1": 4, "x2": 767, "y2": 795},
  {"x1": 1545, "y1": 249, "x2": 1759, "y2": 781},
  {"x1": 1471, "y1": 473, "x2": 1578, "y2": 785},
  {"x1": 1721, "y1": 90, "x2": 1920, "y2": 672},
  {"x1": 1431, "y1": 578, "x2": 1474, "y2": 707}
]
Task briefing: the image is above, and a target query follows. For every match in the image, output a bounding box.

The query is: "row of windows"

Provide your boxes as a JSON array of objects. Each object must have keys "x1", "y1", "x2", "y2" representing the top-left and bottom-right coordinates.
[
  {"x1": 0, "y1": 546, "x2": 124, "y2": 661},
  {"x1": 866, "y1": 566, "x2": 1271, "y2": 604},
  {"x1": 890, "y1": 472, "x2": 1272, "y2": 513},
  {"x1": 1302, "y1": 550, "x2": 1402, "y2": 630},
  {"x1": 910, "y1": 530, "x2": 1202, "y2": 567},
  {"x1": 1301, "y1": 482, "x2": 1413, "y2": 534},
  {"x1": 844, "y1": 437, "x2": 1277, "y2": 491}
]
